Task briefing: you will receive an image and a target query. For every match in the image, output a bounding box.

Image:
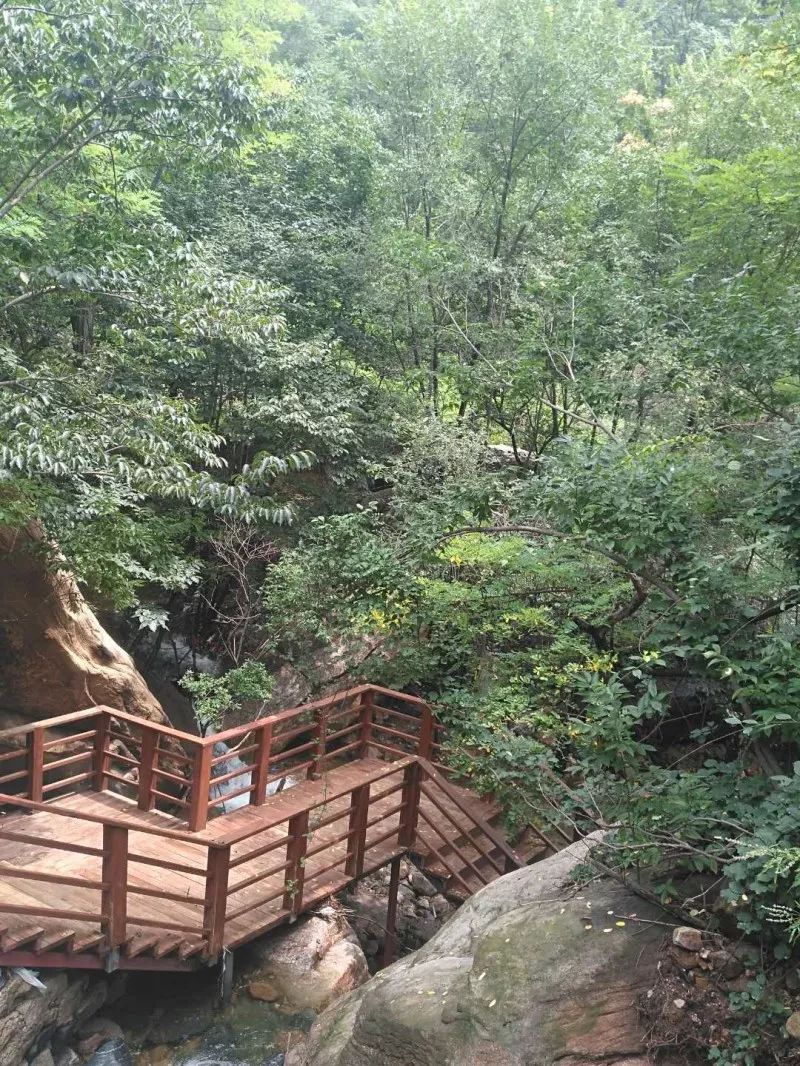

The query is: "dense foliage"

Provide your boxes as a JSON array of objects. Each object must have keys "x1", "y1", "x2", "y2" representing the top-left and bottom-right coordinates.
[{"x1": 3, "y1": 1, "x2": 800, "y2": 1059}]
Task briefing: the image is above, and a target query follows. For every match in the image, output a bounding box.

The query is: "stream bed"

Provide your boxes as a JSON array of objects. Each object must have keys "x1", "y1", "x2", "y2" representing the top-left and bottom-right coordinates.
[{"x1": 106, "y1": 968, "x2": 314, "y2": 1066}]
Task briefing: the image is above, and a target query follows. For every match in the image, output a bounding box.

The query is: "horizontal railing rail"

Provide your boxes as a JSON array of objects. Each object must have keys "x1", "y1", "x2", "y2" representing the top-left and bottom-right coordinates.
[
  {"x1": 217, "y1": 760, "x2": 415, "y2": 948},
  {"x1": 0, "y1": 706, "x2": 205, "y2": 818},
  {"x1": 0, "y1": 685, "x2": 444, "y2": 831},
  {"x1": 195, "y1": 684, "x2": 440, "y2": 830}
]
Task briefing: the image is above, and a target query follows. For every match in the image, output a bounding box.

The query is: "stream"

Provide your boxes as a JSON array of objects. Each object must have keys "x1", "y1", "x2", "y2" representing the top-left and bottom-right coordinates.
[{"x1": 104, "y1": 967, "x2": 314, "y2": 1066}]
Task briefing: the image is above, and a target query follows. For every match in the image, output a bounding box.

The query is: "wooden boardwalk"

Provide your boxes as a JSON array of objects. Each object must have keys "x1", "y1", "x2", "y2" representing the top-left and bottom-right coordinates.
[{"x1": 0, "y1": 686, "x2": 523, "y2": 972}]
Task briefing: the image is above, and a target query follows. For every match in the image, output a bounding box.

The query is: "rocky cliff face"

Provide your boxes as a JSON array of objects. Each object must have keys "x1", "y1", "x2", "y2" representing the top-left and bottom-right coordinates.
[
  {"x1": 0, "y1": 967, "x2": 119, "y2": 1065},
  {"x1": 0, "y1": 525, "x2": 166, "y2": 727},
  {"x1": 294, "y1": 837, "x2": 682, "y2": 1066}
]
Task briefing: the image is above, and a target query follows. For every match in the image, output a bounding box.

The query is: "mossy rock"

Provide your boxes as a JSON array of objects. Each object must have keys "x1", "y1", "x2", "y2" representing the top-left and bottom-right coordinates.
[{"x1": 298, "y1": 836, "x2": 674, "y2": 1066}]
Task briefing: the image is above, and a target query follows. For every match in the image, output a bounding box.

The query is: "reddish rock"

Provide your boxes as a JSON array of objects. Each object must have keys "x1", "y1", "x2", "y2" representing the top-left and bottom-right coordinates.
[
  {"x1": 296, "y1": 834, "x2": 677, "y2": 1066},
  {"x1": 0, "y1": 524, "x2": 167, "y2": 724},
  {"x1": 247, "y1": 913, "x2": 368, "y2": 1012}
]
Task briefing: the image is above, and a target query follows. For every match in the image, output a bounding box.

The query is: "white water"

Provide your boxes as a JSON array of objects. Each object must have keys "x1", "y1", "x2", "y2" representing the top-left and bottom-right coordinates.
[{"x1": 208, "y1": 739, "x2": 296, "y2": 813}]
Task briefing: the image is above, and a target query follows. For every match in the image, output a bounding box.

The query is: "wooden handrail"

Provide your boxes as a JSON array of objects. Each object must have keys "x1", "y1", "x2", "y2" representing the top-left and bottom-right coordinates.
[
  {"x1": 211, "y1": 757, "x2": 414, "y2": 847},
  {"x1": 207, "y1": 684, "x2": 373, "y2": 747},
  {"x1": 97, "y1": 705, "x2": 204, "y2": 747},
  {"x1": 0, "y1": 792, "x2": 214, "y2": 846},
  {"x1": 0, "y1": 686, "x2": 435, "y2": 752},
  {"x1": 0, "y1": 687, "x2": 484, "y2": 968},
  {"x1": 0, "y1": 686, "x2": 441, "y2": 829},
  {"x1": 0, "y1": 706, "x2": 105, "y2": 743},
  {"x1": 416, "y1": 758, "x2": 522, "y2": 871},
  {"x1": 0, "y1": 751, "x2": 520, "y2": 968}
]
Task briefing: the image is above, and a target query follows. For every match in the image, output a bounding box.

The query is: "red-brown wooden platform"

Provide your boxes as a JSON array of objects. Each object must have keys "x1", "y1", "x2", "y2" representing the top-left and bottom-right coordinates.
[{"x1": 0, "y1": 686, "x2": 523, "y2": 972}]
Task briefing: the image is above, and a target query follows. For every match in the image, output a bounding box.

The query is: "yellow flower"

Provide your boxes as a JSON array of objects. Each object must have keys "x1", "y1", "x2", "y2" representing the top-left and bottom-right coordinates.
[{"x1": 619, "y1": 90, "x2": 647, "y2": 107}]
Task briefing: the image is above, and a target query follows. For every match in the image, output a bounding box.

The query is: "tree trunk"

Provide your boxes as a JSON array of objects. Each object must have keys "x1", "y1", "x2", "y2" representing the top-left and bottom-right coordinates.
[{"x1": 0, "y1": 525, "x2": 167, "y2": 725}]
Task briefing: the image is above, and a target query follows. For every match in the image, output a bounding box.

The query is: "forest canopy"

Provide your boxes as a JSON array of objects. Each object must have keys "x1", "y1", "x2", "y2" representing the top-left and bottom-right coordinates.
[{"x1": 2, "y1": 1, "x2": 800, "y2": 1060}]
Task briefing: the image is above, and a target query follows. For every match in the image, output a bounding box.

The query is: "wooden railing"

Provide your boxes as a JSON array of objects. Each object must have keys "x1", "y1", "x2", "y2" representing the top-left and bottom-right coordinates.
[
  {"x1": 212, "y1": 758, "x2": 420, "y2": 952},
  {"x1": 0, "y1": 790, "x2": 211, "y2": 959},
  {"x1": 0, "y1": 754, "x2": 519, "y2": 967},
  {"x1": 0, "y1": 705, "x2": 202, "y2": 814},
  {"x1": 0, "y1": 685, "x2": 444, "y2": 831},
  {"x1": 199, "y1": 684, "x2": 445, "y2": 830},
  {"x1": 414, "y1": 760, "x2": 521, "y2": 893}
]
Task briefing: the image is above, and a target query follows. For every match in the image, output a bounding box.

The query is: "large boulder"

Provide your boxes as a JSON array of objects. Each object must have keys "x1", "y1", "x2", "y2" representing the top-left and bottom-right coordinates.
[
  {"x1": 246, "y1": 909, "x2": 369, "y2": 1012},
  {"x1": 0, "y1": 524, "x2": 166, "y2": 724},
  {"x1": 0, "y1": 969, "x2": 112, "y2": 1064},
  {"x1": 296, "y1": 837, "x2": 680, "y2": 1066}
]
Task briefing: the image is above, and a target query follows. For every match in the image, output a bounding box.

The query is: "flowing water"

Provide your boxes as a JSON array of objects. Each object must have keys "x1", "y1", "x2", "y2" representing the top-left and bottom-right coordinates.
[
  {"x1": 108, "y1": 967, "x2": 314, "y2": 1066},
  {"x1": 158, "y1": 996, "x2": 314, "y2": 1065},
  {"x1": 208, "y1": 739, "x2": 297, "y2": 813}
]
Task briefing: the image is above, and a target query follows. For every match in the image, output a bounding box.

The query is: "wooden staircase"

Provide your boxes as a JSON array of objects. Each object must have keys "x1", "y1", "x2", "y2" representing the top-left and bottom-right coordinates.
[{"x1": 0, "y1": 686, "x2": 525, "y2": 972}]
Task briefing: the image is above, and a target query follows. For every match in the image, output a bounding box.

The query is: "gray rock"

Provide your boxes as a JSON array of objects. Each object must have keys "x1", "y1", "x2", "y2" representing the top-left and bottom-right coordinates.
[
  {"x1": 0, "y1": 971, "x2": 108, "y2": 1064},
  {"x1": 28, "y1": 1050, "x2": 55, "y2": 1066},
  {"x1": 407, "y1": 868, "x2": 437, "y2": 897},
  {"x1": 53, "y1": 1051, "x2": 80, "y2": 1066},
  {"x1": 298, "y1": 834, "x2": 681, "y2": 1066},
  {"x1": 672, "y1": 926, "x2": 703, "y2": 952},
  {"x1": 77, "y1": 1017, "x2": 128, "y2": 1058},
  {"x1": 78, "y1": 1017, "x2": 125, "y2": 1041},
  {"x1": 246, "y1": 914, "x2": 369, "y2": 1012},
  {"x1": 430, "y1": 895, "x2": 452, "y2": 918}
]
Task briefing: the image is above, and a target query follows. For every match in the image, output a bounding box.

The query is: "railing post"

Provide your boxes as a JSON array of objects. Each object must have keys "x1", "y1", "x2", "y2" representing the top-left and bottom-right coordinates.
[
  {"x1": 204, "y1": 843, "x2": 231, "y2": 958},
  {"x1": 138, "y1": 726, "x2": 157, "y2": 812},
  {"x1": 102, "y1": 824, "x2": 128, "y2": 956},
  {"x1": 189, "y1": 743, "x2": 212, "y2": 832},
  {"x1": 251, "y1": 721, "x2": 273, "y2": 806},
  {"x1": 382, "y1": 854, "x2": 401, "y2": 967},
  {"x1": 345, "y1": 783, "x2": 370, "y2": 878},
  {"x1": 358, "y1": 690, "x2": 374, "y2": 759},
  {"x1": 309, "y1": 708, "x2": 327, "y2": 780},
  {"x1": 399, "y1": 761, "x2": 421, "y2": 848},
  {"x1": 283, "y1": 809, "x2": 309, "y2": 915},
  {"x1": 92, "y1": 711, "x2": 110, "y2": 792},
  {"x1": 417, "y1": 705, "x2": 434, "y2": 761},
  {"x1": 27, "y1": 727, "x2": 44, "y2": 802}
]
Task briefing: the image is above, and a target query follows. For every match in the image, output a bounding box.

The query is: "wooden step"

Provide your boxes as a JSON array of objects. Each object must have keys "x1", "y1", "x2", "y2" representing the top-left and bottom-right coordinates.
[
  {"x1": 511, "y1": 826, "x2": 550, "y2": 865},
  {"x1": 153, "y1": 934, "x2": 184, "y2": 959},
  {"x1": 434, "y1": 779, "x2": 502, "y2": 823},
  {"x1": 70, "y1": 931, "x2": 104, "y2": 954},
  {"x1": 422, "y1": 843, "x2": 503, "y2": 896},
  {"x1": 3, "y1": 925, "x2": 45, "y2": 951},
  {"x1": 178, "y1": 938, "x2": 205, "y2": 961},
  {"x1": 423, "y1": 839, "x2": 499, "y2": 886},
  {"x1": 37, "y1": 928, "x2": 75, "y2": 953},
  {"x1": 436, "y1": 835, "x2": 544, "y2": 901},
  {"x1": 421, "y1": 820, "x2": 495, "y2": 865},
  {"x1": 125, "y1": 932, "x2": 161, "y2": 958},
  {"x1": 442, "y1": 868, "x2": 488, "y2": 902}
]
